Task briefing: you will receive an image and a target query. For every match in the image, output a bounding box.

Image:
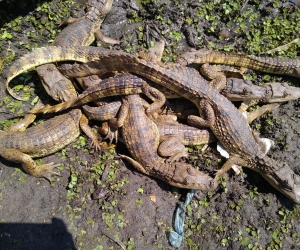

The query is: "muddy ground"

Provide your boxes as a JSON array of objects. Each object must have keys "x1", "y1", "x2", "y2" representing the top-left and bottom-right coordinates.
[{"x1": 0, "y1": 0, "x2": 300, "y2": 249}]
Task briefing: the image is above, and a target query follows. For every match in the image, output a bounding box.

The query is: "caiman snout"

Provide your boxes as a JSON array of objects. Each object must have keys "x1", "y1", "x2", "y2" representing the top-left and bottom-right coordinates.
[
  {"x1": 170, "y1": 162, "x2": 217, "y2": 191},
  {"x1": 288, "y1": 174, "x2": 300, "y2": 204},
  {"x1": 261, "y1": 162, "x2": 300, "y2": 204}
]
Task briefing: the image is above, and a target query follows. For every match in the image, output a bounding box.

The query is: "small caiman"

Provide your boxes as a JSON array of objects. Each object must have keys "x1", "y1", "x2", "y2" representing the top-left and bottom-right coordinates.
[
  {"x1": 7, "y1": 45, "x2": 300, "y2": 203},
  {"x1": 177, "y1": 48, "x2": 300, "y2": 78},
  {"x1": 0, "y1": 109, "x2": 101, "y2": 181},
  {"x1": 55, "y1": 0, "x2": 119, "y2": 46},
  {"x1": 98, "y1": 101, "x2": 217, "y2": 161},
  {"x1": 119, "y1": 94, "x2": 216, "y2": 190}
]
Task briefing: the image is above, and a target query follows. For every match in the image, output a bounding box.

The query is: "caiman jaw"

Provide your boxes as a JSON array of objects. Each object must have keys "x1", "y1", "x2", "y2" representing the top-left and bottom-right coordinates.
[
  {"x1": 261, "y1": 163, "x2": 300, "y2": 204},
  {"x1": 169, "y1": 162, "x2": 217, "y2": 191}
]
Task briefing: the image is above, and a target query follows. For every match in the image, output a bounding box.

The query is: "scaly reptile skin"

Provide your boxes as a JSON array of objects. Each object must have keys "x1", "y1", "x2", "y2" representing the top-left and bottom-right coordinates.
[
  {"x1": 55, "y1": 0, "x2": 116, "y2": 46},
  {"x1": 77, "y1": 77, "x2": 300, "y2": 126},
  {"x1": 0, "y1": 109, "x2": 81, "y2": 181},
  {"x1": 177, "y1": 48, "x2": 300, "y2": 78},
  {"x1": 119, "y1": 94, "x2": 216, "y2": 190},
  {"x1": 6, "y1": 46, "x2": 261, "y2": 157},
  {"x1": 100, "y1": 116, "x2": 217, "y2": 147},
  {"x1": 6, "y1": 46, "x2": 300, "y2": 203},
  {"x1": 8, "y1": 0, "x2": 118, "y2": 101},
  {"x1": 82, "y1": 100, "x2": 122, "y2": 121},
  {"x1": 156, "y1": 120, "x2": 216, "y2": 146},
  {"x1": 26, "y1": 73, "x2": 162, "y2": 114}
]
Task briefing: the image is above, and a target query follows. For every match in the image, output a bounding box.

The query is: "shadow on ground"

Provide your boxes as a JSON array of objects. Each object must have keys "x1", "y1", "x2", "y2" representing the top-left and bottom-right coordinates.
[{"x1": 0, "y1": 218, "x2": 75, "y2": 250}]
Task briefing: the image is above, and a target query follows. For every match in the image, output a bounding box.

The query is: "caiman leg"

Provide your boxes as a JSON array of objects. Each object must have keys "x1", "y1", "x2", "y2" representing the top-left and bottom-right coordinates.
[
  {"x1": 6, "y1": 114, "x2": 36, "y2": 132},
  {"x1": 200, "y1": 63, "x2": 227, "y2": 91},
  {"x1": 0, "y1": 148, "x2": 60, "y2": 181},
  {"x1": 79, "y1": 113, "x2": 103, "y2": 151},
  {"x1": 6, "y1": 101, "x2": 45, "y2": 132},
  {"x1": 157, "y1": 135, "x2": 189, "y2": 163},
  {"x1": 214, "y1": 156, "x2": 248, "y2": 178}
]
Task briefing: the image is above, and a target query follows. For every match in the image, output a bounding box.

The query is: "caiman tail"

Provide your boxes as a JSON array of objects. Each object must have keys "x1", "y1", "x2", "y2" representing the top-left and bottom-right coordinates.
[
  {"x1": 6, "y1": 46, "x2": 106, "y2": 99},
  {"x1": 177, "y1": 49, "x2": 300, "y2": 78},
  {"x1": 254, "y1": 154, "x2": 300, "y2": 203},
  {"x1": 29, "y1": 73, "x2": 147, "y2": 114}
]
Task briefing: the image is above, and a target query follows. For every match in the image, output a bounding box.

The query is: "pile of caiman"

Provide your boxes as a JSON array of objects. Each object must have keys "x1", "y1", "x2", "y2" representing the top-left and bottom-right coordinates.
[{"x1": 2, "y1": 0, "x2": 300, "y2": 204}]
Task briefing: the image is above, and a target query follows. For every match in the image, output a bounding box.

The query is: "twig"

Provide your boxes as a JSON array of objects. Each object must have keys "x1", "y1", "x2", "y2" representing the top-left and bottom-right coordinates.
[
  {"x1": 101, "y1": 229, "x2": 127, "y2": 250},
  {"x1": 264, "y1": 38, "x2": 300, "y2": 54}
]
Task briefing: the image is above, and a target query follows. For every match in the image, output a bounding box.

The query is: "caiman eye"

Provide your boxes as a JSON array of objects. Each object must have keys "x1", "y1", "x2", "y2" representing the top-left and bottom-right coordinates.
[{"x1": 282, "y1": 179, "x2": 292, "y2": 190}]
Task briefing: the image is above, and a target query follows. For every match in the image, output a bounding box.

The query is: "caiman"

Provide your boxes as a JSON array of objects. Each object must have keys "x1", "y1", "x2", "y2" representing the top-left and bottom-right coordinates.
[
  {"x1": 5, "y1": 46, "x2": 300, "y2": 203},
  {"x1": 98, "y1": 100, "x2": 217, "y2": 161},
  {"x1": 177, "y1": 48, "x2": 300, "y2": 78},
  {"x1": 0, "y1": 109, "x2": 102, "y2": 181},
  {"x1": 80, "y1": 76, "x2": 300, "y2": 127},
  {"x1": 55, "y1": 0, "x2": 119, "y2": 46},
  {"x1": 119, "y1": 93, "x2": 216, "y2": 190},
  {"x1": 78, "y1": 75, "x2": 296, "y2": 142},
  {"x1": 8, "y1": 0, "x2": 119, "y2": 101}
]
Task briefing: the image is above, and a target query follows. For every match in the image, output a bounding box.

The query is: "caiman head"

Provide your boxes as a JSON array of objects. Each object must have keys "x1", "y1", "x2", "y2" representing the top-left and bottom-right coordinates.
[
  {"x1": 259, "y1": 161, "x2": 300, "y2": 204},
  {"x1": 264, "y1": 82, "x2": 300, "y2": 103},
  {"x1": 166, "y1": 162, "x2": 217, "y2": 191}
]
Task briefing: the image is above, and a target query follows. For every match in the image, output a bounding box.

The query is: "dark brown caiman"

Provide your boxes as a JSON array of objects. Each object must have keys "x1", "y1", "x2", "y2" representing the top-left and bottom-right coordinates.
[
  {"x1": 119, "y1": 94, "x2": 216, "y2": 190},
  {"x1": 5, "y1": 46, "x2": 300, "y2": 203},
  {"x1": 177, "y1": 48, "x2": 300, "y2": 78},
  {"x1": 0, "y1": 109, "x2": 102, "y2": 181},
  {"x1": 7, "y1": 0, "x2": 119, "y2": 101}
]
